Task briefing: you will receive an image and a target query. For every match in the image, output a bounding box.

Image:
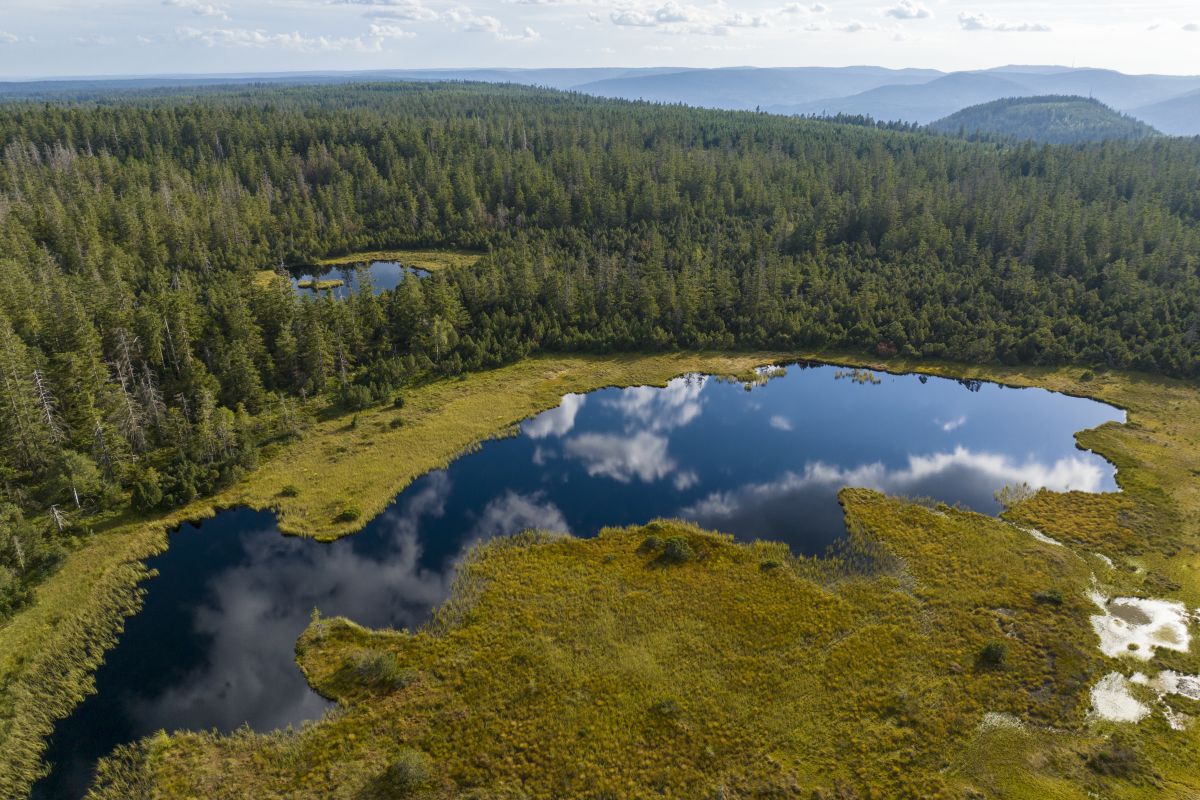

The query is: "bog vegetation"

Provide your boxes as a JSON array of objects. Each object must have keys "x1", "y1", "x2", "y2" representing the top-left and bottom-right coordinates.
[{"x1": 77, "y1": 359, "x2": 1200, "y2": 798}]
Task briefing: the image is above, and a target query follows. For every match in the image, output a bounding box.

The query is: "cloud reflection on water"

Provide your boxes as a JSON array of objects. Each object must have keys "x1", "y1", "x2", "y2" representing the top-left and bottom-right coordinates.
[
  {"x1": 680, "y1": 447, "x2": 1105, "y2": 549},
  {"x1": 602, "y1": 375, "x2": 707, "y2": 432},
  {"x1": 130, "y1": 474, "x2": 569, "y2": 735}
]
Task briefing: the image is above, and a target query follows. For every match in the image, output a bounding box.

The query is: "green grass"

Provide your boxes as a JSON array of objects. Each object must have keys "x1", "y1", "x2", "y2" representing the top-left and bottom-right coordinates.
[
  {"x1": 89, "y1": 497, "x2": 1117, "y2": 798},
  {"x1": 6, "y1": 352, "x2": 1200, "y2": 798},
  {"x1": 317, "y1": 249, "x2": 482, "y2": 271},
  {"x1": 295, "y1": 277, "x2": 344, "y2": 291}
]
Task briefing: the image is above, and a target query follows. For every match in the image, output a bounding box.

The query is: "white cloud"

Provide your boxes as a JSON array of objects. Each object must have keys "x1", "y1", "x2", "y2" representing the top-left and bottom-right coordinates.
[
  {"x1": 839, "y1": 20, "x2": 878, "y2": 33},
  {"x1": 885, "y1": 1, "x2": 930, "y2": 20},
  {"x1": 523, "y1": 393, "x2": 586, "y2": 439},
  {"x1": 444, "y1": 8, "x2": 539, "y2": 39},
  {"x1": 163, "y1": 0, "x2": 230, "y2": 20},
  {"x1": 1184, "y1": 23, "x2": 1200, "y2": 32},
  {"x1": 363, "y1": 3, "x2": 439, "y2": 22},
  {"x1": 939, "y1": 415, "x2": 966, "y2": 432},
  {"x1": 611, "y1": 8, "x2": 659, "y2": 26},
  {"x1": 472, "y1": 491, "x2": 570, "y2": 538},
  {"x1": 177, "y1": 26, "x2": 384, "y2": 51},
  {"x1": 682, "y1": 446, "x2": 1106, "y2": 524},
  {"x1": 780, "y1": 2, "x2": 825, "y2": 13},
  {"x1": 654, "y1": 1, "x2": 690, "y2": 23},
  {"x1": 726, "y1": 12, "x2": 769, "y2": 28},
  {"x1": 769, "y1": 414, "x2": 793, "y2": 431},
  {"x1": 563, "y1": 431, "x2": 678, "y2": 483},
  {"x1": 605, "y1": 376, "x2": 706, "y2": 432},
  {"x1": 446, "y1": 9, "x2": 503, "y2": 33},
  {"x1": 958, "y1": 12, "x2": 1050, "y2": 33},
  {"x1": 0, "y1": 31, "x2": 18, "y2": 44},
  {"x1": 609, "y1": 2, "x2": 759, "y2": 36},
  {"x1": 673, "y1": 470, "x2": 699, "y2": 490},
  {"x1": 369, "y1": 21, "x2": 417, "y2": 38}
]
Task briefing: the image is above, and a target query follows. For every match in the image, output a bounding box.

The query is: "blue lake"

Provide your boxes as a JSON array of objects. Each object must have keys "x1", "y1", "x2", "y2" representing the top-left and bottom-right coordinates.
[
  {"x1": 34, "y1": 363, "x2": 1123, "y2": 798},
  {"x1": 290, "y1": 260, "x2": 430, "y2": 299}
]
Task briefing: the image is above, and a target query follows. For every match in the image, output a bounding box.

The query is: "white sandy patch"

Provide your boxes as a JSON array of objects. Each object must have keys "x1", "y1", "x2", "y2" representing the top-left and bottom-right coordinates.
[
  {"x1": 1089, "y1": 672, "x2": 1152, "y2": 723},
  {"x1": 1018, "y1": 526, "x2": 1063, "y2": 547},
  {"x1": 1089, "y1": 594, "x2": 1192, "y2": 661},
  {"x1": 754, "y1": 364, "x2": 785, "y2": 376},
  {"x1": 1131, "y1": 670, "x2": 1200, "y2": 701},
  {"x1": 1092, "y1": 553, "x2": 1115, "y2": 569},
  {"x1": 1130, "y1": 671, "x2": 1200, "y2": 730}
]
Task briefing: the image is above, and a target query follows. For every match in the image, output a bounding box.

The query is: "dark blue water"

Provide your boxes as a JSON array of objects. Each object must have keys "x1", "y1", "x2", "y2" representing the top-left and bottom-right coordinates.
[
  {"x1": 290, "y1": 261, "x2": 430, "y2": 298},
  {"x1": 35, "y1": 364, "x2": 1122, "y2": 798}
]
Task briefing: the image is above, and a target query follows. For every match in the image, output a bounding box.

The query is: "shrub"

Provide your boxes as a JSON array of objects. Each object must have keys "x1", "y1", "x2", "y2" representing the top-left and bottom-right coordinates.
[
  {"x1": 346, "y1": 649, "x2": 416, "y2": 691},
  {"x1": 638, "y1": 534, "x2": 663, "y2": 553},
  {"x1": 393, "y1": 395, "x2": 406, "y2": 409},
  {"x1": 994, "y1": 482, "x2": 1036, "y2": 510},
  {"x1": 279, "y1": 484, "x2": 301, "y2": 498},
  {"x1": 339, "y1": 383, "x2": 374, "y2": 411},
  {"x1": 335, "y1": 504, "x2": 362, "y2": 523},
  {"x1": 650, "y1": 698, "x2": 682, "y2": 718},
  {"x1": 1034, "y1": 588, "x2": 1063, "y2": 606},
  {"x1": 390, "y1": 417, "x2": 405, "y2": 429},
  {"x1": 979, "y1": 642, "x2": 1007, "y2": 668},
  {"x1": 386, "y1": 748, "x2": 433, "y2": 793},
  {"x1": 130, "y1": 468, "x2": 163, "y2": 512},
  {"x1": 662, "y1": 536, "x2": 696, "y2": 564},
  {"x1": 1080, "y1": 369, "x2": 1096, "y2": 382},
  {"x1": 760, "y1": 559, "x2": 783, "y2": 571},
  {"x1": 1087, "y1": 734, "x2": 1143, "y2": 778}
]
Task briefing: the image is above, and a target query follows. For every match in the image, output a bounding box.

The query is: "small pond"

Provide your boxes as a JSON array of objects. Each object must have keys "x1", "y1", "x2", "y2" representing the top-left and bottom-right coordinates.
[
  {"x1": 290, "y1": 260, "x2": 430, "y2": 299},
  {"x1": 34, "y1": 363, "x2": 1123, "y2": 798}
]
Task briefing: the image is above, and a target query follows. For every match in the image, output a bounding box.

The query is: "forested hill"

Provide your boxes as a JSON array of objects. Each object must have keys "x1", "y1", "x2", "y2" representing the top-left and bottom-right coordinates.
[
  {"x1": 0, "y1": 82, "x2": 1198, "y2": 619},
  {"x1": 930, "y1": 95, "x2": 1160, "y2": 144}
]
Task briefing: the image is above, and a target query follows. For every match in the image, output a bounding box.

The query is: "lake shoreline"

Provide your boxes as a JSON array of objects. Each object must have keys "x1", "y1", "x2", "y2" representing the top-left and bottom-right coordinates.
[{"x1": 4, "y1": 350, "x2": 1196, "y2": 798}]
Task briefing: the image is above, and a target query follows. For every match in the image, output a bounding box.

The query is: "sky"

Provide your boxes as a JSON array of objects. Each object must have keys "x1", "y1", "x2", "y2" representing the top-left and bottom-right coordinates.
[{"x1": 0, "y1": 0, "x2": 1197, "y2": 79}]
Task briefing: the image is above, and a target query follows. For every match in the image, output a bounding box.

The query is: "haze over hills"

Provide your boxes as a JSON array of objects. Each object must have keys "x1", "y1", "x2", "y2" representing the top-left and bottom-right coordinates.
[
  {"x1": 930, "y1": 96, "x2": 1160, "y2": 145},
  {"x1": 1, "y1": 64, "x2": 1197, "y2": 135},
  {"x1": 1133, "y1": 88, "x2": 1200, "y2": 136},
  {"x1": 571, "y1": 66, "x2": 942, "y2": 111},
  {"x1": 759, "y1": 67, "x2": 1200, "y2": 127}
]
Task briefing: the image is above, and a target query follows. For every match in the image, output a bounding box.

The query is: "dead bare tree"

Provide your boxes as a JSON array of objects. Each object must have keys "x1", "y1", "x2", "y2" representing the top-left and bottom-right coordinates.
[{"x1": 30, "y1": 369, "x2": 64, "y2": 443}]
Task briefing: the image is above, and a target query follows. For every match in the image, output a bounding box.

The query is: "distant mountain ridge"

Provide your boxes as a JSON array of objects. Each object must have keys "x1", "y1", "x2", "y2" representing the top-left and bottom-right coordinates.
[
  {"x1": 1132, "y1": 88, "x2": 1200, "y2": 136},
  {"x1": 930, "y1": 96, "x2": 1160, "y2": 144},
  {"x1": 2, "y1": 65, "x2": 1198, "y2": 135},
  {"x1": 573, "y1": 66, "x2": 941, "y2": 111}
]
